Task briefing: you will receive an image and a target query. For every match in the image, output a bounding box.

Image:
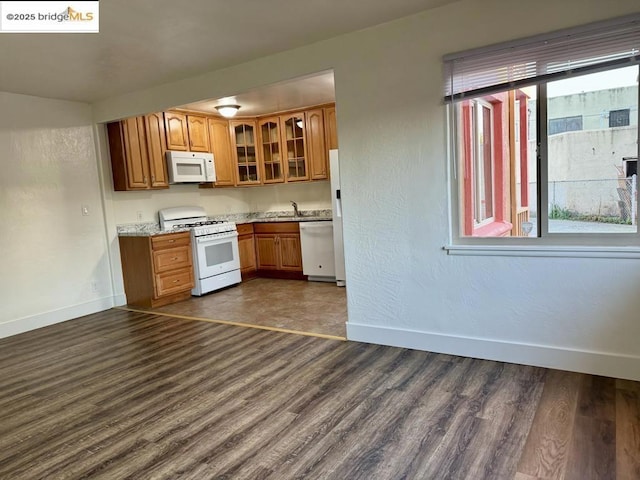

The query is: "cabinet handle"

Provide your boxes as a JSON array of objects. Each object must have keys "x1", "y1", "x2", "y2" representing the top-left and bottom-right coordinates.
[
  {"x1": 172, "y1": 257, "x2": 178, "y2": 260},
  {"x1": 173, "y1": 279, "x2": 180, "y2": 283},
  {"x1": 169, "y1": 240, "x2": 175, "y2": 243},
  {"x1": 151, "y1": 175, "x2": 155, "y2": 183}
]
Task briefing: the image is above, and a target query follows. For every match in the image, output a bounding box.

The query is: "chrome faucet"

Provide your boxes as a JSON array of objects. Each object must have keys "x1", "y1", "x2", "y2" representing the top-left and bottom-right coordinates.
[{"x1": 290, "y1": 200, "x2": 300, "y2": 217}]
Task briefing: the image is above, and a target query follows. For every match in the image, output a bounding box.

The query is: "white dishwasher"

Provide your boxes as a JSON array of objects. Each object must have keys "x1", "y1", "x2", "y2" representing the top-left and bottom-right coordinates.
[{"x1": 299, "y1": 221, "x2": 336, "y2": 282}]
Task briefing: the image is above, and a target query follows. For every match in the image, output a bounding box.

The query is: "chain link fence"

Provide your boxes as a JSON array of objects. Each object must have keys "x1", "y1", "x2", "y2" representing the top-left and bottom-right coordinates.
[{"x1": 546, "y1": 175, "x2": 637, "y2": 225}]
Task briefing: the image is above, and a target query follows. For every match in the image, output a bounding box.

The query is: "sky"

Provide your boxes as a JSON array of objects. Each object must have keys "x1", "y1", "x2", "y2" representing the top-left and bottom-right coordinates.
[{"x1": 548, "y1": 65, "x2": 639, "y2": 97}]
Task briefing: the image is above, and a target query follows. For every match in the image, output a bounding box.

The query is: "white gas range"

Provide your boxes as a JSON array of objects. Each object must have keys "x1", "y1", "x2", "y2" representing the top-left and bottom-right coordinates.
[{"x1": 158, "y1": 206, "x2": 241, "y2": 296}]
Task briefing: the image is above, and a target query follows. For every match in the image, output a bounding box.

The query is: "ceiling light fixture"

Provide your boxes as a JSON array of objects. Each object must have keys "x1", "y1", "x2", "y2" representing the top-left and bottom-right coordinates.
[{"x1": 215, "y1": 105, "x2": 241, "y2": 118}]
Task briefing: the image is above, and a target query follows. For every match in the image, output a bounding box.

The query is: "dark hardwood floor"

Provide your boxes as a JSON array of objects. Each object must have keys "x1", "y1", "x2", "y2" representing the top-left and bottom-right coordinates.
[{"x1": 0, "y1": 309, "x2": 638, "y2": 479}]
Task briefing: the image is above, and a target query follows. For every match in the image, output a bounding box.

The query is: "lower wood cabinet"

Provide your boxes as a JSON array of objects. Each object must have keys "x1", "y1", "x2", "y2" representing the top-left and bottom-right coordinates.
[
  {"x1": 237, "y1": 223, "x2": 257, "y2": 279},
  {"x1": 118, "y1": 231, "x2": 194, "y2": 308},
  {"x1": 254, "y1": 222, "x2": 304, "y2": 279}
]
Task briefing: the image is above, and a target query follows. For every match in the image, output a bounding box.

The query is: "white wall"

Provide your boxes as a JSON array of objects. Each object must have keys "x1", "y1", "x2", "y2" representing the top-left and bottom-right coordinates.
[
  {"x1": 0, "y1": 92, "x2": 114, "y2": 337},
  {"x1": 93, "y1": 0, "x2": 640, "y2": 380}
]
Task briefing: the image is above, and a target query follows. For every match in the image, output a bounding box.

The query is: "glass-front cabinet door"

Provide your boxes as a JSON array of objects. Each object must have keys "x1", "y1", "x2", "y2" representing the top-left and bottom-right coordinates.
[
  {"x1": 281, "y1": 113, "x2": 309, "y2": 181},
  {"x1": 258, "y1": 117, "x2": 284, "y2": 183},
  {"x1": 230, "y1": 120, "x2": 260, "y2": 185}
]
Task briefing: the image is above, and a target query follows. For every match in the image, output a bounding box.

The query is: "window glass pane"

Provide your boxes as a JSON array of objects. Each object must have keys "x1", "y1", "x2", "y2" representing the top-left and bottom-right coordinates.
[
  {"x1": 474, "y1": 101, "x2": 494, "y2": 223},
  {"x1": 547, "y1": 65, "x2": 638, "y2": 234}
]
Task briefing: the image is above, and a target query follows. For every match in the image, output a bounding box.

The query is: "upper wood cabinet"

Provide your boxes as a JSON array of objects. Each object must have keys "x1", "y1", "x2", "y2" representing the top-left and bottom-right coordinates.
[
  {"x1": 107, "y1": 104, "x2": 336, "y2": 191},
  {"x1": 305, "y1": 108, "x2": 328, "y2": 180},
  {"x1": 164, "y1": 112, "x2": 189, "y2": 151},
  {"x1": 186, "y1": 115, "x2": 210, "y2": 152},
  {"x1": 207, "y1": 117, "x2": 235, "y2": 186},
  {"x1": 230, "y1": 120, "x2": 261, "y2": 185},
  {"x1": 281, "y1": 112, "x2": 309, "y2": 182},
  {"x1": 144, "y1": 112, "x2": 170, "y2": 188},
  {"x1": 164, "y1": 112, "x2": 210, "y2": 152},
  {"x1": 107, "y1": 115, "x2": 169, "y2": 191},
  {"x1": 324, "y1": 105, "x2": 338, "y2": 150},
  {"x1": 258, "y1": 117, "x2": 284, "y2": 184}
]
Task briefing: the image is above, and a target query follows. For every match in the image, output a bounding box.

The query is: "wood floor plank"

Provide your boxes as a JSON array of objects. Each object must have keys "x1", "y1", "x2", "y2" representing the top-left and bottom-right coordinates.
[
  {"x1": 0, "y1": 309, "x2": 637, "y2": 480},
  {"x1": 616, "y1": 388, "x2": 640, "y2": 480},
  {"x1": 564, "y1": 415, "x2": 616, "y2": 480},
  {"x1": 265, "y1": 354, "x2": 458, "y2": 479},
  {"x1": 562, "y1": 374, "x2": 617, "y2": 480},
  {"x1": 515, "y1": 370, "x2": 582, "y2": 479},
  {"x1": 515, "y1": 473, "x2": 543, "y2": 480},
  {"x1": 578, "y1": 375, "x2": 616, "y2": 421},
  {"x1": 457, "y1": 367, "x2": 546, "y2": 480}
]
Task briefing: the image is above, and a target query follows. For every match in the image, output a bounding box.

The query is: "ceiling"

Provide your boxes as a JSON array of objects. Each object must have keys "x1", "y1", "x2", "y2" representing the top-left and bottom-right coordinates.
[
  {"x1": 179, "y1": 71, "x2": 336, "y2": 117},
  {"x1": 0, "y1": 0, "x2": 458, "y2": 104}
]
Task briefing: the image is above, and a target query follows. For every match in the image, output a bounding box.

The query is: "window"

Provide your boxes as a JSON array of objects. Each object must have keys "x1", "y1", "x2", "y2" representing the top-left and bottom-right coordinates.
[
  {"x1": 457, "y1": 93, "x2": 516, "y2": 236},
  {"x1": 609, "y1": 108, "x2": 630, "y2": 127},
  {"x1": 549, "y1": 116, "x2": 583, "y2": 135},
  {"x1": 445, "y1": 14, "x2": 640, "y2": 246}
]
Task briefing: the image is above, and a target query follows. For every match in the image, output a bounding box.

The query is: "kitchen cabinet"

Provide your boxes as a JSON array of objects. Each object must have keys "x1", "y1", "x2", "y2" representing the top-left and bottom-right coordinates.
[
  {"x1": 324, "y1": 105, "x2": 338, "y2": 150},
  {"x1": 118, "y1": 231, "x2": 194, "y2": 308},
  {"x1": 164, "y1": 112, "x2": 210, "y2": 152},
  {"x1": 107, "y1": 115, "x2": 169, "y2": 191},
  {"x1": 109, "y1": 103, "x2": 336, "y2": 192},
  {"x1": 258, "y1": 117, "x2": 285, "y2": 183},
  {"x1": 164, "y1": 112, "x2": 189, "y2": 151},
  {"x1": 230, "y1": 120, "x2": 261, "y2": 185},
  {"x1": 204, "y1": 117, "x2": 235, "y2": 187},
  {"x1": 186, "y1": 115, "x2": 210, "y2": 152},
  {"x1": 254, "y1": 222, "x2": 304, "y2": 279},
  {"x1": 144, "y1": 112, "x2": 170, "y2": 188},
  {"x1": 305, "y1": 108, "x2": 328, "y2": 180},
  {"x1": 118, "y1": 232, "x2": 195, "y2": 307},
  {"x1": 237, "y1": 223, "x2": 257, "y2": 279},
  {"x1": 281, "y1": 112, "x2": 309, "y2": 182}
]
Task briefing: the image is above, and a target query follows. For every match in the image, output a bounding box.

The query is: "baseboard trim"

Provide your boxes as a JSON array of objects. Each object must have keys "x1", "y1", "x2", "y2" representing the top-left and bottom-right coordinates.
[
  {"x1": 0, "y1": 296, "x2": 117, "y2": 339},
  {"x1": 346, "y1": 322, "x2": 640, "y2": 381},
  {"x1": 113, "y1": 293, "x2": 127, "y2": 306}
]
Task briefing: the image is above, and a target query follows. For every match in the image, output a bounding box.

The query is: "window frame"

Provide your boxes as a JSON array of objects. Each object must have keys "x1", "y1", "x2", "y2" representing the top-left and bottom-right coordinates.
[
  {"x1": 609, "y1": 108, "x2": 631, "y2": 128},
  {"x1": 447, "y1": 61, "x2": 640, "y2": 250},
  {"x1": 472, "y1": 98, "x2": 495, "y2": 226}
]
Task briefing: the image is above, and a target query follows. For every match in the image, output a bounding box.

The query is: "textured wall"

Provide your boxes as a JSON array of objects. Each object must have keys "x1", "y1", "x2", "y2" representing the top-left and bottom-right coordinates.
[
  {"x1": 93, "y1": 0, "x2": 640, "y2": 379},
  {"x1": 0, "y1": 92, "x2": 113, "y2": 335}
]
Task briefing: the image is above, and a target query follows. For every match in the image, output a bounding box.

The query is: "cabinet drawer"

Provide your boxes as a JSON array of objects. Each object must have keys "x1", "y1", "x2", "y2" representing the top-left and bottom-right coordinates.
[
  {"x1": 155, "y1": 268, "x2": 194, "y2": 297},
  {"x1": 151, "y1": 232, "x2": 191, "y2": 250},
  {"x1": 153, "y1": 246, "x2": 192, "y2": 273},
  {"x1": 236, "y1": 223, "x2": 254, "y2": 236},
  {"x1": 254, "y1": 222, "x2": 299, "y2": 234}
]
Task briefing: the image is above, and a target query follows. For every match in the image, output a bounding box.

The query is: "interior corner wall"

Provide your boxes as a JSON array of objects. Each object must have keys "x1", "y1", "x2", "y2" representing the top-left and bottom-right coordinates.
[
  {"x1": 0, "y1": 92, "x2": 114, "y2": 338},
  {"x1": 92, "y1": 0, "x2": 640, "y2": 380}
]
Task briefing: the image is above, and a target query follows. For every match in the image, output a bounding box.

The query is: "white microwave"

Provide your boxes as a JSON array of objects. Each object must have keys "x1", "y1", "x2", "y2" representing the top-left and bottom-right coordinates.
[{"x1": 166, "y1": 151, "x2": 216, "y2": 184}]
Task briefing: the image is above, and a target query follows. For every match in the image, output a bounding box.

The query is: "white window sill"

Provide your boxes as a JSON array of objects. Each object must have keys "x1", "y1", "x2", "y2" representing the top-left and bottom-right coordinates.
[{"x1": 443, "y1": 244, "x2": 640, "y2": 259}]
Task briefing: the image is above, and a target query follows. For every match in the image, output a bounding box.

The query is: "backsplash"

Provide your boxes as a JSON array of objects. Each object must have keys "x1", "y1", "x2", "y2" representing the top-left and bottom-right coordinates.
[
  {"x1": 111, "y1": 181, "x2": 332, "y2": 225},
  {"x1": 116, "y1": 209, "x2": 333, "y2": 235}
]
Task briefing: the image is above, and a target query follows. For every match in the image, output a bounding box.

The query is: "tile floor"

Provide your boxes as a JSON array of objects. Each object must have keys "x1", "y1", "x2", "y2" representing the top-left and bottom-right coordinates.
[{"x1": 148, "y1": 278, "x2": 347, "y2": 338}]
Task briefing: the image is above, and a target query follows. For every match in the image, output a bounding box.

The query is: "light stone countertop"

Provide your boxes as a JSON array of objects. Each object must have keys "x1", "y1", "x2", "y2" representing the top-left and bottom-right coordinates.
[{"x1": 117, "y1": 209, "x2": 332, "y2": 237}]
